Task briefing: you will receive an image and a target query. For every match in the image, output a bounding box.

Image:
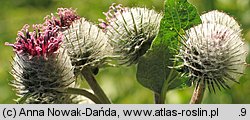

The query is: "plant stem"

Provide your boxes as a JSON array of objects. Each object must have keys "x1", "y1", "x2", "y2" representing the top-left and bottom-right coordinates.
[
  {"x1": 81, "y1": 67, "x2": 111, "y2": 104},
  {"x1": 190, "y1": 82, "x2": 205, "y2": 104},
  {"x1": 158, "y1": 61, "x2": 177, "y2": 104},
  {"x1": 154, "y1": 92, "x2": 164, "y2": 104},
  {"x1": 64, "y1": 87, "x2": 102, "y2": 104}
]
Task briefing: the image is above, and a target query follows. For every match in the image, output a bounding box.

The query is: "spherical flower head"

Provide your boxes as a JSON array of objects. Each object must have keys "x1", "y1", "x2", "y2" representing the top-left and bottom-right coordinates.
[
  {"x1": 180, "y1": 23, "x2": 248, "y2": 92},
  {"x1": 99, "y1": 3, "x2": 163, "y2": 65},
  {"x1": 44, "y1": 8, "x2": 80, "y2": 31},
  {"x1": 63, "y1": 18, "x2": 111, "y2": 74},
  {"x1": 11, "y1": 48, "x2": 76, "y2": 103},
  {"x1": 201, "y1": 10, "x2": 241, "y2": 33},
  {"x1": 6, "y1": 24, "x2": 76, "y2": 103},
  {"x1": 5, "y1": 24, "x2": 62, "y2": 59}
]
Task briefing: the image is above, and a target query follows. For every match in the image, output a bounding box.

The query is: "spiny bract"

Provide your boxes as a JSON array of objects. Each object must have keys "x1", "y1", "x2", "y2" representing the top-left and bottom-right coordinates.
[
  {"x1": 99, "y1": 3, "x2": 163, "y2": 65},
  {"x1": 63, "y1": 18, "x2": 111, "y2": 74},
  {"x1": 200, "y1": 10, "x2": 241, "y2": 33},
  {"x1": 7, "y1": 25, "x2": 76, "y2": 103},
  {"x1": 180, "y1": 23, "x2": 248, "y2": 92}
]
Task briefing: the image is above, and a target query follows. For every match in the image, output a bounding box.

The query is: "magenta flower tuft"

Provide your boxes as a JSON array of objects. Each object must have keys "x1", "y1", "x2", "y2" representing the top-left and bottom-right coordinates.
[
  {"x1": 99, "y1": 3, "x2": 128, "y2": 31},
  {"x1": 5, "y1": 24, "x2": 63, "y2": 59},
  {"x1": 44, "y1": 8, "x2": 80, "y2": 30}
]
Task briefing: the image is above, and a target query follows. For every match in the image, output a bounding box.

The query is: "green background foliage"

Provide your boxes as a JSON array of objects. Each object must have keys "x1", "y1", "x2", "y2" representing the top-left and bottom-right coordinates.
[
  {"x1": 0, "y1": 0, "x2": 250, "y2": 103},
  {"x1": 137, "y1": 0, "x2": 201, "y2": 96}
]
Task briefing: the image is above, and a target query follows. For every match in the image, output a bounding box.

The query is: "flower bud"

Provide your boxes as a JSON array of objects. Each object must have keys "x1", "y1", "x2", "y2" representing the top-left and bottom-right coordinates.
[
  {"x1": 63, "y1": 18, "x2": 111, "y2": 74},
  {"x1": 6, "y1": 25, "x2": 76, "y2": 103},
  {"x1": 99, "y1": 3, "x2": 163, "y2": 65},
  {"x1": 180, "y1": 23, "x2": 248, "y2": 92}
]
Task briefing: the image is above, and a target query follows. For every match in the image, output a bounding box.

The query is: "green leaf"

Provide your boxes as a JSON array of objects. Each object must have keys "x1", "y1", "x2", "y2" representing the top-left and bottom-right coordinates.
[
  {"x1": 136, "y1": 0, "x2": 201, "y2": 95},
  {"x1": 153, "y1": 0, "x2": 201, "y2": 53},
  {"x1": 168, "y1": 74, "x2": 191, "y2": 90},
  {"x1": 137, "y1": 48, "x2": 170, "y2": 93}
]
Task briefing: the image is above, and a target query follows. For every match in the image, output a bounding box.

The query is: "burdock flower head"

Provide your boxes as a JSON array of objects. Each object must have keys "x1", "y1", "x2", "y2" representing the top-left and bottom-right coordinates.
[
  {"x1": 44, "y1": 8, "x2": 109, "y2": 74},
  {"x1": 6, "y1": 24, "x2": 75, "y2": 103},
  {"x1": 180, "y1": 23, "x2": 248, "y2": 92},
  {"x1": 99, "y1": 3, "x2": 163, "y2": 65},
  {"x1": 63, "y1": 18, "x2": 111, "y2": 74}
]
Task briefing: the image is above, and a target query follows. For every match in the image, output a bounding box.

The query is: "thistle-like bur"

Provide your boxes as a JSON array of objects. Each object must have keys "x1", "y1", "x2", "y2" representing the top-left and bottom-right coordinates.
[
  {"x1": 44, "y1": 8, "x2": 109, "y2": 74},
  {"x1": 99, "y1": 3, "x2": 163, "y2": 65},
  {"x1": 6, "y1": 25, "x2": 76, "y2": 103},
  {"x1": 180, "y1": 23, "x2": 248, "y2": 92},
  {"x1": 63, "y1": 18, "x2": 111, "y2": 74}
]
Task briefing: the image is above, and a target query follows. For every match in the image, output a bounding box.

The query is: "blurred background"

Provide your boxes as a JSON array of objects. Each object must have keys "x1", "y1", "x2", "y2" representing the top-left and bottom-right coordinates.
[{"x1": 0, "y1": 0, "x2": 250, "y2": 104}]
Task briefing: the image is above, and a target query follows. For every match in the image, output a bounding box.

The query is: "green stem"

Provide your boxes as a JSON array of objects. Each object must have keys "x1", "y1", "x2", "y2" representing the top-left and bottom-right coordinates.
[
  {"x1": 64, "y1": 87, "x2": 102, "y2": 104},
  {"x1": 190, "y1": 82, "x2": 205, "y2": 104},
  {"x1": 154, "y1": 92, "x2": 164, "y2": 104},
  {"x1": 158, "y1": 61, "x2": 177, "y2": 104},
  {"x1": 81, "y1": 67, "x2": 111, "y2": 104}
]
